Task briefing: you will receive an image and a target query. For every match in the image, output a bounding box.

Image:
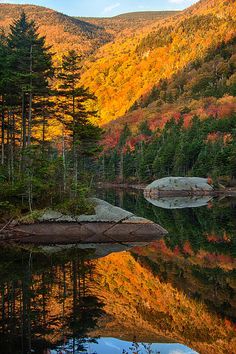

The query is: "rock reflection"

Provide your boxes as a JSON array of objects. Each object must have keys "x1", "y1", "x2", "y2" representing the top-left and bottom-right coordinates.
[{"x1": 145, "y1": 195, "x2": 213, "y2": 209}]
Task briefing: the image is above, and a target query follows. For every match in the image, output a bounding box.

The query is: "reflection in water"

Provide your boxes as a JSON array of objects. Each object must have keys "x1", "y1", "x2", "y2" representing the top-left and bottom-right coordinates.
[
  {"x1": 0, "y1": 189, "x2": 236, "y2": 353},
  {"x1": 96, "y1": 188, "x2": 236, "y2": 350},
  {"x1": 0, "y1": 247, "x2": 104, "y2": 353},
  {"x1": 52, "y1": 337, "x2": 198, "y2": 354},
  {"x1": 145, "y1": 195, "x2": 213, "y2": 209}
]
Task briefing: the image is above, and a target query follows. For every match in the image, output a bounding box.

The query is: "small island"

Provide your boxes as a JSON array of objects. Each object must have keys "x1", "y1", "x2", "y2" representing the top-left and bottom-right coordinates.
[{"x1": 0, "y1": 198, "x2": 167, "y2": 244}]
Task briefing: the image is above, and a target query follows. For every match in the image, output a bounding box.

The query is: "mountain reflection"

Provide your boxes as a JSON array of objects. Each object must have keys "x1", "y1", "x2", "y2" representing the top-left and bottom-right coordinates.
[{"x1": 0, "y1": 190, "x2": 236, "y2": 354}]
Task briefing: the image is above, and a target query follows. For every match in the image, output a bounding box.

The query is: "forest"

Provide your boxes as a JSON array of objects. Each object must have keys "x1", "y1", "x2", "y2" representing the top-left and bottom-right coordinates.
[
  {"x1": 100, "y1": 114, "x2": 236, "y2": 183},
  {"x1": 0, "y1": 0, "x2": 235, "y2": 218},
  {"x1": 0, "y1": 12, "x2": 102, "y2": 217},
  {"x1": 101, "y1": 36, "x2": 236, "y2": 184}
]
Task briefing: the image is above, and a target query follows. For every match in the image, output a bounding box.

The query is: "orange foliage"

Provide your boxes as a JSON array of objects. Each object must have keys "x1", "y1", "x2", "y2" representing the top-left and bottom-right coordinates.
[
  {"x1": 91, "y1": 251, "x2": 236, "y2": 354},
  {"x1": 81, "y1": 0, "x2": 236, "y2": 125}
]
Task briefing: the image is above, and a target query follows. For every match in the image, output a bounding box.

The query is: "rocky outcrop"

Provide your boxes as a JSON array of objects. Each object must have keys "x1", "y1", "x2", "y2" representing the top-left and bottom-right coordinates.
[
  {"x1": 0, "y1": 199, "x2": 167, "y2": 244},
  {"x1": 144, "y1": 177, "x2": 214, "y2": 197}
]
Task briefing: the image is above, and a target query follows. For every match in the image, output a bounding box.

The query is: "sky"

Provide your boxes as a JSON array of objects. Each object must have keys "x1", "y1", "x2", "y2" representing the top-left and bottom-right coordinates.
[{"x1": 0, "y1": 0, "x2": 198, "y2": 17}]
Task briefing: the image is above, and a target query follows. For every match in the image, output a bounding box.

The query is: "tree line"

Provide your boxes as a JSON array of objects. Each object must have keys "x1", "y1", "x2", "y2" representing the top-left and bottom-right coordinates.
[
  {"x1": 0, "y1": 12, "x2": 102, "y2": 214},
  {"x1": 100, "y1": 114, "x2": 236, "y2": 184}
]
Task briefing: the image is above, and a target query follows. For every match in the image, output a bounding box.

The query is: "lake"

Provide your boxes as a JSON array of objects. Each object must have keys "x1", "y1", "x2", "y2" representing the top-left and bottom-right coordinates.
[{"x1": 0, "y1": 188, "x2": 236, "y2": 354}]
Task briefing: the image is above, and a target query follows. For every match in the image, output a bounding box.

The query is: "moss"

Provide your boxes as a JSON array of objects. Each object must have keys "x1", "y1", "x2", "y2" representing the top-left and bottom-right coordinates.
[
  {"x1": 55, "y1": 198, "x2": 95, "y2": 216},
  {"x1": 18, "y1": 210, "x2": 45, "y2": 224}
]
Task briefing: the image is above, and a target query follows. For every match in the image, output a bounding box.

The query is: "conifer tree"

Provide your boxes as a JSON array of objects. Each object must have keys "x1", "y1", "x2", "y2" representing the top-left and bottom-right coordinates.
[
  {"x1": 7, "y1": 11, "x2": 53, "y2": 149},
  {"x1": 57, "y1": 50, "x2": 102, "y2": 192}
]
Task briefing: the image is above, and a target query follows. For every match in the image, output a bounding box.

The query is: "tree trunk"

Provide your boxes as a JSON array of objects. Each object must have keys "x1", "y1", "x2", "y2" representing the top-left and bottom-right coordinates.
[
  {"x1": 62, "y1": 129, "x2": 66, "y2": 193},
  {"x1": 28, "y1": 45, "x2": 33, "y2": 146},
  {"x1": 1, "y1": 96, "x2": 5, "y2": 166},
  {"x1": 22, "y1": 92, "x2": 27, "y2": 150}
]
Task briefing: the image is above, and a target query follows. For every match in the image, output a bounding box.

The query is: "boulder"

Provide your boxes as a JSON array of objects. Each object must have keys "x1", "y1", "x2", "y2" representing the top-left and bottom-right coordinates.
[{"x1": 144, "y1": 177, "x2": 213, "y2": 197}]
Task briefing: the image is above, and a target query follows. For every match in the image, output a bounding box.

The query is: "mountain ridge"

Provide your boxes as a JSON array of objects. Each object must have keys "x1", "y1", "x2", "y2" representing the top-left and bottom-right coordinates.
[
  {"x1": 0, "y1": 3, "x2": 112, "y2": 55},
  {"x1": 0, "y1": 4, "x2": 178, "y2": 55},
  {"x1": 77, "y1": 11, "x2": 179, "y2": 36},
  {"x1": 80, "y1": 0, "x2": 236, "y2": 124}
]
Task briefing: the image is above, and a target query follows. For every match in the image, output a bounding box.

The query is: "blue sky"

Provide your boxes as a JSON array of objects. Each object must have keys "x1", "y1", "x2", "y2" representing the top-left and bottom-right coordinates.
[{"x1": 0, "y1": 0, "x2": 198, "y2": 16}]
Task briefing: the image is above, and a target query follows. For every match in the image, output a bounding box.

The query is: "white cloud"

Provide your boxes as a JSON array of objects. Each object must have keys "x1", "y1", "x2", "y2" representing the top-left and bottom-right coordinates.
[{"x1": 103, "y1": 2, "x2": 121, "y2": 14}]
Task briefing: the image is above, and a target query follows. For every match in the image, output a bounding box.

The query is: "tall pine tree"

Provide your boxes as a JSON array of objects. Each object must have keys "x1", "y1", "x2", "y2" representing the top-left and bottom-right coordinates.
[
  {"x1": 7, "y1": 11, "x2": 53, "y2": 149},
  {"x1": 57, "y1": 50, "x2": 102, "y2": 192}
]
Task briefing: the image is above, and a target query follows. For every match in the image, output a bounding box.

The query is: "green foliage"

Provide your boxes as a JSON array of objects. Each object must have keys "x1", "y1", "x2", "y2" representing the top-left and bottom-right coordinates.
[
  {"x1": 56, "y1": 187, "x2": 95, "y2": 216},
  {"x1": 101, "y1": 113, "x2": 236, "y2": 182},
  {"x1": 0, "y1": 13, "x2": 102, "y2": 217},
  {"x1": 136, "y1": 26, "x2": 173, "y2": 55}
]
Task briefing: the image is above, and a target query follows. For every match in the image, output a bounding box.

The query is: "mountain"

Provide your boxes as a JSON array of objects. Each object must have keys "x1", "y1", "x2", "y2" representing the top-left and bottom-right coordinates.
[
  {"x1": 0, "y1": 5, "x2": 178, "y2": 56},
  {"x1": 78, "y1": 11, "x2": 179, "y2": 36},
  {"x1": 80, "y1": 0, "x2": 236, "y2": 124},
  {"x1": 0, "y1": 4, "x2": 112, "y2": 55},
  {"x1": 104, "y1": 36, "x2": 236, "y2": 137}
]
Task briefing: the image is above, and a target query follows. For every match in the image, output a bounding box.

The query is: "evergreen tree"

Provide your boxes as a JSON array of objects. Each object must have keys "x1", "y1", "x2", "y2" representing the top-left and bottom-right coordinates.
[
  {"x1": 0, "y1": 31, "x2": 8, "y2": 166},
  {"x1": 7, "y1": 11, "x2": 53, "y2": 148},
  {"x1": 57, "y1": 50, "x2": 102, "y2": 191}
]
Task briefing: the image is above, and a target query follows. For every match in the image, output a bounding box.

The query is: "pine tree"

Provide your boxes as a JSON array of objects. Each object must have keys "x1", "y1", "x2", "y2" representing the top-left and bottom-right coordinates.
[
  {"x1": 0, "y1": 31, "x2": 7, "y2": 166},
  {"x1": 57, "y1": 50, "x2": 102, "y2": 192},
  {"x1": 7, "y1": 11, "x2": 53, "y2": 149}
]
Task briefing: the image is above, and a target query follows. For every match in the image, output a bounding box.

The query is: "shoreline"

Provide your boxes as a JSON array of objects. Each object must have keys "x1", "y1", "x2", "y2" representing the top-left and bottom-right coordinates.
[{"x1": 97, "y1": 182, "x2": 236, "y2": 196}]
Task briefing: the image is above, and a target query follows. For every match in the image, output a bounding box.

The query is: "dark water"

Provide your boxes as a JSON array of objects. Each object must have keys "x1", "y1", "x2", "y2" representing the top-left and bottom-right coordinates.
[{"x1": 0, "y1": 188, "x2": 236, "y2": 354}]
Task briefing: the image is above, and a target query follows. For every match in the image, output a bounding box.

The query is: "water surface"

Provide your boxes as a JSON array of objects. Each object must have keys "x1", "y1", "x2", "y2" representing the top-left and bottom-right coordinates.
[{"x1": 0, "y1": 188, "x2": 235, "y2": 353}]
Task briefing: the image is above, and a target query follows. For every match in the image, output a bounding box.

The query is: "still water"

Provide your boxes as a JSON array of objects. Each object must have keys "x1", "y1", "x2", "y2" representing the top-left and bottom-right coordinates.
[{"x1": 0, "y1": 188, "x2": 236, "y2": 354}]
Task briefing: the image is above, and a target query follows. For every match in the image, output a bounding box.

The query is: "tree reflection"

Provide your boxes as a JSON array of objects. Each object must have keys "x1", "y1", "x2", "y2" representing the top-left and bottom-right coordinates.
[{"x1": 0, "y1": 246, "x2": 104, "y2": 354}]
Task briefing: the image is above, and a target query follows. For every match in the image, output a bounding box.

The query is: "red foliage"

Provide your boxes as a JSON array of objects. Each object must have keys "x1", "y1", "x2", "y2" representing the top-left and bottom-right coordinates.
[{"x1": 183, "y1": 241, "x2": 194, "y2": 256}]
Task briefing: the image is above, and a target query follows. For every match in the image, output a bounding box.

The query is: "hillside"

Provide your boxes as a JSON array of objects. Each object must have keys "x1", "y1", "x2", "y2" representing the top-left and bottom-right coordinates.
[
  {"x1": 99, "y1": 35, "x2": 236, "y2": 183},
  {"x1": 104, "y1": 36, "x2": 236, "y2": 136},
  {"x1": 78, "y1": 11, "x2": 178, "y2": 36},
  {"x1": 80, "y1": 0, "x2": 236, "y2": 124},
  {"x1": 0, "y1": 5, "x2": 179, "y2": 56},
  {"x1": 0, "y1": 4, "x2": 111, "y2": 55}
]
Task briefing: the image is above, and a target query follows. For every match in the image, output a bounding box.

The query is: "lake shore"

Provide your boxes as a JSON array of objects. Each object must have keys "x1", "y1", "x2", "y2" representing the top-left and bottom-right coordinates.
[{"x1": 97, "y1": 182, "x2": 236, "y2": 196}]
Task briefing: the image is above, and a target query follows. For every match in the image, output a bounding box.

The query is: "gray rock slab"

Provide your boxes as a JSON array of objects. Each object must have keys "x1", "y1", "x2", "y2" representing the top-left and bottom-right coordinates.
[
  {"x1": 122, "y1": 216, "x2": 153, "y2": 224},
  {"x1": 38, "y1": 210, "x2": 63, "y2": 222},
  {"x1": 8, "y1": 221, "x2": 167, "y2": 244},
  {"x1": 5, "y1": 198, "x2": 167, "y2": 244},
  {"x1": 77, "y1": 198, "x2": 134, "y2": 223}
]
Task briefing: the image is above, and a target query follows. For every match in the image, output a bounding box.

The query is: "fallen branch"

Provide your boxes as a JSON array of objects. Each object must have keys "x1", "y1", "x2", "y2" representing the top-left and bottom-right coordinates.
[{"x1": 0, "y1": 217, "x2": 14, "y2": 234}]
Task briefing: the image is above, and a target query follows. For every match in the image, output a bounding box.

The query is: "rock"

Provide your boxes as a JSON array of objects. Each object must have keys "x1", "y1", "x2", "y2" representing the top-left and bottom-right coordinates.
[
  {"x1": 122, "y1": 216, "x2": 153, "y2": 224},
  {"x1": 77, "y1": 198, "x2": 134, "y2": 223},
  {"x1": 3, "y1": 198, "x2": 168, "y2": 244},
  {"x1": 144, "y1": 177, "x2": 213, "y2": 197},
  {"x1": 38, "y1": 209, "x2": 63, "y2": 222}
]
